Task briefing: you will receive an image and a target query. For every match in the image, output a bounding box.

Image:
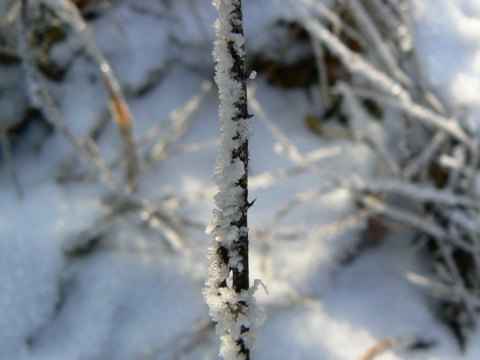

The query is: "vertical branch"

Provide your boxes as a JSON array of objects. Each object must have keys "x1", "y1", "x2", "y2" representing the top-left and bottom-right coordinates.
[
  {"x1": 203, "y1": 1, "x2": 264, "y2": 359},
  {"x1": 223, "y1": 0, "x2": 250, "y2": 296}
]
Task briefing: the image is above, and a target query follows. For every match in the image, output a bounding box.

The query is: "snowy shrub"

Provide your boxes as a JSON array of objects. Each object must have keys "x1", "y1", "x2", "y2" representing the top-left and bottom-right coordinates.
[{"x1": 287, "y1": 0, "x2": 480, "y2": 349}]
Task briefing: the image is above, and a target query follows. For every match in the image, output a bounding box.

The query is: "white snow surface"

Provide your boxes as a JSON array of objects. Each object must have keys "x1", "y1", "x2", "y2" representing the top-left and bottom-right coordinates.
[{"x1": 1, "y1": 0, "x2": 480, "y2": 359}]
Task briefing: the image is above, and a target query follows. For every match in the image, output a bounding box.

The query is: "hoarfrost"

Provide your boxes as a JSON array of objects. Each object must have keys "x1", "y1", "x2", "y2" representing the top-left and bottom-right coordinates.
[{"x1": 204, "y1": 0, "x2": 264, "y2": 359}]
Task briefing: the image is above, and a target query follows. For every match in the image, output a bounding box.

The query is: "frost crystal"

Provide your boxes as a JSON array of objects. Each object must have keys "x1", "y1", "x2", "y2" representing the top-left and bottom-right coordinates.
[{"x1": 203, "y1": 1, "x2": 265, "y2": 359}]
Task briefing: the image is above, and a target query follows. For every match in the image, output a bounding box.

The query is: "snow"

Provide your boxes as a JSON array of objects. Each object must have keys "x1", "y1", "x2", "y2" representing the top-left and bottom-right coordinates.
[
  {"x1": 2, "y1": 0, "x2": 480, "y2": 359},
  {"x1": 0, "y1": 183, "x2": 103, "y2": 359},
  {"x1": 412, "y1": 0, "x2": 480, "y2": 121}
]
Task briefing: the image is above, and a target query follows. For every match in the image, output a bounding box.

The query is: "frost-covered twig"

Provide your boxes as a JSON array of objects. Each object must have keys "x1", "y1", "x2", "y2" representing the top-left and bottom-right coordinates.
[
  {"x1": 286, "y1": 0, "x2": 480, "y2": 346},
  {"x1": 402, "y1": 131, "x2": 447, "y2": 180},
  {"x1": 347, "y1": 0, "x2": 411, "y2": 88},
  {"x1": 17, "y1": 0, "x2": 187, "y2": 252},
  {"x1": 359, "y1": 195, "x2": 446, "y2": 241},
  {"x1": 147, "y1": 81, "x2": 213, "y2": 163},
  {"x1": 299, "y1": 0, "x2": 363, "y2": 45},
  {"x1": 142, "y1": 318, "x2": 215, "y2": 360},
  {"x1": 353, "y1": 178, "x2": 480, "y2": 210},
  {"x1": 407, "y1": 273, "x2": 480, "y2": 307},
  {"x1": 338, "y1": 83, "x2": 401, "y2": 176},
  {"x1": 287, "y1": 1, "x2": 471, "y2": 145},
  {"x1": 155, "y1": 138, "x2": 219, "y2": 160},
  {"x1": 264, "y1": 185, "x2": 337, "y2": 237},
  {"x1": 364, "y1": 0, "x2": 413, "y2": 54},
  {"x1": 35, "y1": 0, "x2": 140, "y2": 190},
  {"x1": 56, "y1": 108, "x2": 110, "y2": 183},
  {"x1": 203, "y1": 1, "x2": 264, "y2": 359},
  {"x1": 249, "y1": 89, "x2": 306, "y2": 165},
  {"x1": 69, "y1": 80, "x2": 213, "y2": 182},
  {"x1": 162, "y1": 146, "x2": 343, "y2": 210},
  {"x1": 271, "y1": 212, "x2": 367, "y2": 241},
  {"x1": 17, "y1": 0, "x2": 117, "y2": 189}
]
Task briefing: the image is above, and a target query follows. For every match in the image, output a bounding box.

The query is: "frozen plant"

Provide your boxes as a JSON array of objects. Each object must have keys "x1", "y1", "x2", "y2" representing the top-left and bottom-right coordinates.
[
  {"x1": 19, "y1": 0, "x2": 139, "y2": 191},
  {"x1": 203, "y1": 0, "x2": 265, "y2": 359},
  {"x1": 282, "y1": 0, "x2": 480, "y2": 349}
]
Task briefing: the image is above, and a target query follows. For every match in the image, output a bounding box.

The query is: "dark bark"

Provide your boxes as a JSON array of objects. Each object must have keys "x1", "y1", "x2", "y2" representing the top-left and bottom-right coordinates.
[{"x1": 216, "y1": 1, "x2": 251, "y2": 358}]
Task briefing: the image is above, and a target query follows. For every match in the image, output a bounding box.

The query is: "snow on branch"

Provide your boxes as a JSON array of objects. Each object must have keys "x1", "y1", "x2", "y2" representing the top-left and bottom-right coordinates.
[
  {"x1": 35, "y1": 0, "x2": 139, "y2": 190},
  {"x1": 286, "y1": 0, "x2": 471, "y2": 145},
  {"x1": 284, "y1": 0, "x2": 480, "y2": 348},
  {"x1": 346, "y1": 0, "x2": 411, "y2": 88},
  {"x1": 352, "y1": 178, "x2": 480, "y2": 210},
  {"x1": 203, "y1": 1, "x2": 265, "y2": 359}
]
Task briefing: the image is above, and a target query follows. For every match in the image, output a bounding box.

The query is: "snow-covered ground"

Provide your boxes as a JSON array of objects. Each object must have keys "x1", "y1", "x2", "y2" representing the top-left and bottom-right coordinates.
[{"x1": 2, "y1": 0, "x2": 480, "y2": 359}]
